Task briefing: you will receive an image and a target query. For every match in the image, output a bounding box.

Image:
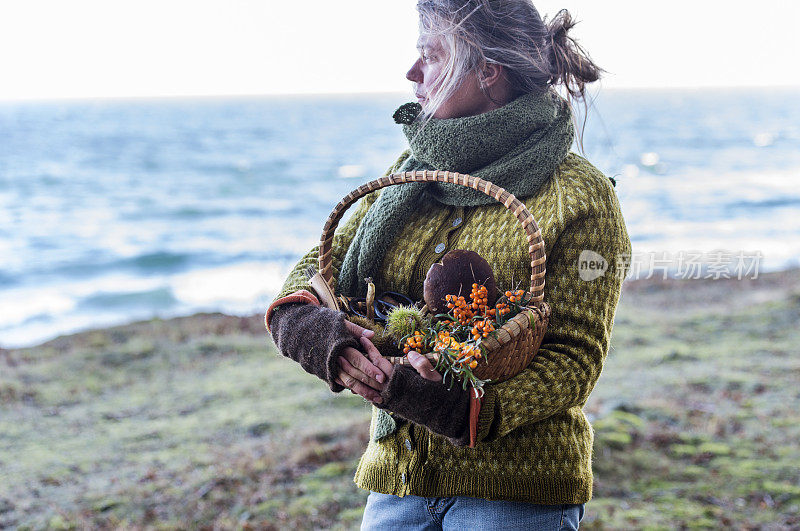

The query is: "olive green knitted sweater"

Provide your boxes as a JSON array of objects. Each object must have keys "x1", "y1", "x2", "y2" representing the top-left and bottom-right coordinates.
[{"x1": 273, "y1": 149, "x2": 631, "y2": 504}]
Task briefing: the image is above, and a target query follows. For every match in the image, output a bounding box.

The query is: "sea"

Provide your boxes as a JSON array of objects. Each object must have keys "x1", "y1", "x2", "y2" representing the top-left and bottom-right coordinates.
[{"x1": 1, "y1": 88, "x2": 799, "y2": 347}]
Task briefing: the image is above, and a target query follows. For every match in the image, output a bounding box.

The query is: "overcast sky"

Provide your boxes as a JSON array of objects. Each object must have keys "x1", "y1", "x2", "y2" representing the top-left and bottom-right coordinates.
[{"x1": 0, "y1": 0, "x2": 797, "y2": 101}]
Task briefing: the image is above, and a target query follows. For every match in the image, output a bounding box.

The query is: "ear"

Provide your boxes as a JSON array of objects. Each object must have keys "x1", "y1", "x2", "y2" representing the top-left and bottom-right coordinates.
[{"x1": 479, "y1": 62, "x2": 505, "y2": 89}]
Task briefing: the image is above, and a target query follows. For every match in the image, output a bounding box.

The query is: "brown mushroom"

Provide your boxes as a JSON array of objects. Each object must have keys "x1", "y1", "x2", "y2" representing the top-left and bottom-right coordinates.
[{"x1": 423, "y1": 249, "x2": 497, "y2": 313}]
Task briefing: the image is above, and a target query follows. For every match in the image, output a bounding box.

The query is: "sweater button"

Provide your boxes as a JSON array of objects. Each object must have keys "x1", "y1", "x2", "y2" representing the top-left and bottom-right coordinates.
[
  {"x1": 404, "y1": 439, "x2": 412, "y2": 452},
  {"x1": 435, "y1": 243, "x2": 445, "y2": 253},
  {"x1": 400, "y1": 473, "x2": 407, "y2": 484},
  {"x1": 452, "y1": 217, "x2": 462, "y2": 227}
]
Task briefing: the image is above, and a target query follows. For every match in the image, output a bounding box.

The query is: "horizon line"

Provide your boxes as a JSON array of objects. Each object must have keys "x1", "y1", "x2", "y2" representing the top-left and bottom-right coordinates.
[{"x1": 2, "y1": 83, "x2": 799, "y2": 104}]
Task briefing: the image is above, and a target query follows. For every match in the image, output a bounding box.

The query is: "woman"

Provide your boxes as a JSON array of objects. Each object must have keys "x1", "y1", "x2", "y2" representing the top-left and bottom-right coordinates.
[{"x1": 267, "y1": 1, "x2": 631, "y2": 529}]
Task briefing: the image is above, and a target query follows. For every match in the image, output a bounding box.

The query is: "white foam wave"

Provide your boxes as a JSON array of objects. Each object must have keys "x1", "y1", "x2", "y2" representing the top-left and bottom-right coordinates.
[{"x1": 170, "y1": 261, "x2": 288, "y2": 312}]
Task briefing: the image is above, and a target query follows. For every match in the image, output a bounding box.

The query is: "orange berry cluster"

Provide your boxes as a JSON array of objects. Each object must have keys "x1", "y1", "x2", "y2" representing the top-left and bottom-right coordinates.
[
  {"x1": 434, "y1": 331, "x2": 481, "y2": 369},
  {"x1": 434, "y1": 330, "x2": 460, "y2": 352},
  {"x1": 469, "y1": 283, "x2": 489, "y2": 313},
  {"x1": 445, "y1": 294, "x2": 474, "y2": 325},
  {"x1": 406, "y1": 284, "x2": 533, "y2": 380},
  {"x1": 505, "y1": 289, "x2": 526, "y2": 303},
  {"x1": 403, "y1": 331, "x2": 425, "y2": 354},
  {"x1": 471, "y1": 318, "x2": 495, "y2": 340},
  {"x1": 459, "y1": 345, "x2": 480, "y2": 369},
  {"x1": 492, "y1": 302, "x2": 510, "y2": 317}
]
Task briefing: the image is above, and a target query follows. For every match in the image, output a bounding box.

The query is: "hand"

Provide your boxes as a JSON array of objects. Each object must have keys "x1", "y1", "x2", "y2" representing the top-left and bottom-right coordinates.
[
  {"x1": 334, "y1": 321, "x2": 393, "y2": 403},
  {"x1": 373, "y1": 358, "x2": 471, "y2": 444},
  {"x1": 406, "y1": 350, "x2": 442, "y2": 382}
]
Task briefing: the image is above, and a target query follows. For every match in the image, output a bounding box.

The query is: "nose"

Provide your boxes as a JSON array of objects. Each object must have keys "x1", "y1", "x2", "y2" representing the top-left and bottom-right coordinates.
[{"x1": 406, "y1": 58, "x2": 423, "y2": 84}]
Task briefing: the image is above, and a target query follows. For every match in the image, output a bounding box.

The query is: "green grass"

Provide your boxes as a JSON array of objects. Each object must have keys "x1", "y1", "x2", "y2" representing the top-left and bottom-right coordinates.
[
  {"x1": 0, "y1": 314, "x2": 372, "y2": 529},
  {"x1": 582, "y1": 273, "x2": 800, "y2": 529},
  {"x1": 1, "y1": 270, "x2": 799, "y2": 529}
]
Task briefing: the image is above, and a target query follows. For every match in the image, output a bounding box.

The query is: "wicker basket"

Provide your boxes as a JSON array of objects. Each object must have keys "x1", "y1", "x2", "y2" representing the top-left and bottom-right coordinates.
[{"x1": 317, "y1": 170, "x2": 550, "y2": 384}]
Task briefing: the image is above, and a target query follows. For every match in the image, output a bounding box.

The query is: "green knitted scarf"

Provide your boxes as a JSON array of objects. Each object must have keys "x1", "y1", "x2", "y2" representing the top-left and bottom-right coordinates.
[{"x1": 337, "y1": 88, "x2": 575, "y2": 297}]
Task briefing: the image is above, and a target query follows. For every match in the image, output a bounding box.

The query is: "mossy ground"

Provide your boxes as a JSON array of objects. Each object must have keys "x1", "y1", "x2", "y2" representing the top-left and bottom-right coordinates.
[{"x1": 2, "y1": 269, "x2": 799, "y2": 529}]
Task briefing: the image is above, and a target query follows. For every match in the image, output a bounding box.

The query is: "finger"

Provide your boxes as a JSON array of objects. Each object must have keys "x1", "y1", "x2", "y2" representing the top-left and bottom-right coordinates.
[
  {"x1": 344, "y1": 320, "x2": 375, "y2": 339},
  {"x1": 342, "y1": 346, "x2": 386, "y2": 385},
  {"x1": 339, "y1": 369, "x2": 382, "y2": 403},
  {"x1": 360, "y1": 336, "x2": 394, "y2": 376},
  {"x1": 339, "y1": 353, "x2": 384, "y2": 391},
  {"x1": 407, "y1": 351, "x2": 442, "y2": 382},
  {"x1": 335, "y1": 377, "x2": 358, "y2": 394}
]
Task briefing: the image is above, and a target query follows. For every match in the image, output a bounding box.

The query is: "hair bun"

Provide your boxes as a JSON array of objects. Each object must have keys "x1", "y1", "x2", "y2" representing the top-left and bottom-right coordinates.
[
  {"x1": 544, "y1": 9, "x2": 602, "y2": 99},
  {"x1": 546, "y1": 8, "x2": 574, "y2": 42}
]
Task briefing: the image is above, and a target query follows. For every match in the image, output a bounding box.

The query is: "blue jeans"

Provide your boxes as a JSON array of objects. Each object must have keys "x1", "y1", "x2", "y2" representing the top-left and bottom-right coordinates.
[{"x1": 361, "y1": 492, "x2": 585, "y2": 530}]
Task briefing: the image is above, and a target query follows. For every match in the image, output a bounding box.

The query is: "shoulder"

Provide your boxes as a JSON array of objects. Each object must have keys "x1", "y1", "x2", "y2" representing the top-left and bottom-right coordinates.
[
  {"x1": 520, "y1": 152, "x2": 630, "y2": 260},
  {"x1": 527, "y1": 152, "x2": 623, "y2": 222},
  {"x1": 558, "y1": 152, "x2": 621, "y2": 215},
  {"x1": 557, "y1": 152, "x2": 611, "y2": 188}
]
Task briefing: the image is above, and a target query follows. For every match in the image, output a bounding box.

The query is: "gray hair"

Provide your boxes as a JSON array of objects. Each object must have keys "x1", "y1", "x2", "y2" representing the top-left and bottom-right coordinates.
[{"x1": 415, "y1": 0, "x2": 601, "y2": 123}]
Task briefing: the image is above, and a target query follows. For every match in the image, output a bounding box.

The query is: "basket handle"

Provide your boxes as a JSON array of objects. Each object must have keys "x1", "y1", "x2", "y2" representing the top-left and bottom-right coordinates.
[{"x1": 319, "y1": 170, "x2": 546, "y2": 302}]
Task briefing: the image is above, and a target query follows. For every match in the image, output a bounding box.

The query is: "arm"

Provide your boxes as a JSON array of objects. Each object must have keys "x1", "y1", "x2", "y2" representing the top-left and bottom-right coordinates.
[{"x1": 476, "y1": 211, "x2": 632, "y2": 442}]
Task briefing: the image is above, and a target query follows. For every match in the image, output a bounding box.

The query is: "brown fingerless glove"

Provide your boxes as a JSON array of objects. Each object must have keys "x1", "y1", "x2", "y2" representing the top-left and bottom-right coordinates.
[
  {"x1": 268, "y1": 303, "x2": 359, "y2": 392},
  {"x1": 377, "y1": 365, "x2": 471, "y2": 446}
]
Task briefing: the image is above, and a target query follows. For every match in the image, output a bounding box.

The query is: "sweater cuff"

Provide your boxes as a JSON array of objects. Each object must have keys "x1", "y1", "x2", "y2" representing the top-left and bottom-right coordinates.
[
  {"x1": 267, "y1": 302, "x2": 358, "y2": 393},
  {"x1": 265, "y1": 289, "x2": 321, "y2": 333}
]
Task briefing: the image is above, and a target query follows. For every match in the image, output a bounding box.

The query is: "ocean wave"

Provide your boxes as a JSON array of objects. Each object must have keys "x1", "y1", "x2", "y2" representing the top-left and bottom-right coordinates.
[{"x1": 0, "y1": 262, "x2": 289, "y2": 348}]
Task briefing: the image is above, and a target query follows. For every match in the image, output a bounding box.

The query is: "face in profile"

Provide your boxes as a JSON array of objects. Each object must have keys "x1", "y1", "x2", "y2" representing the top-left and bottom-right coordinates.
[{"x1": 406, "y1": 35, "x2": 490, "y2": 120}]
